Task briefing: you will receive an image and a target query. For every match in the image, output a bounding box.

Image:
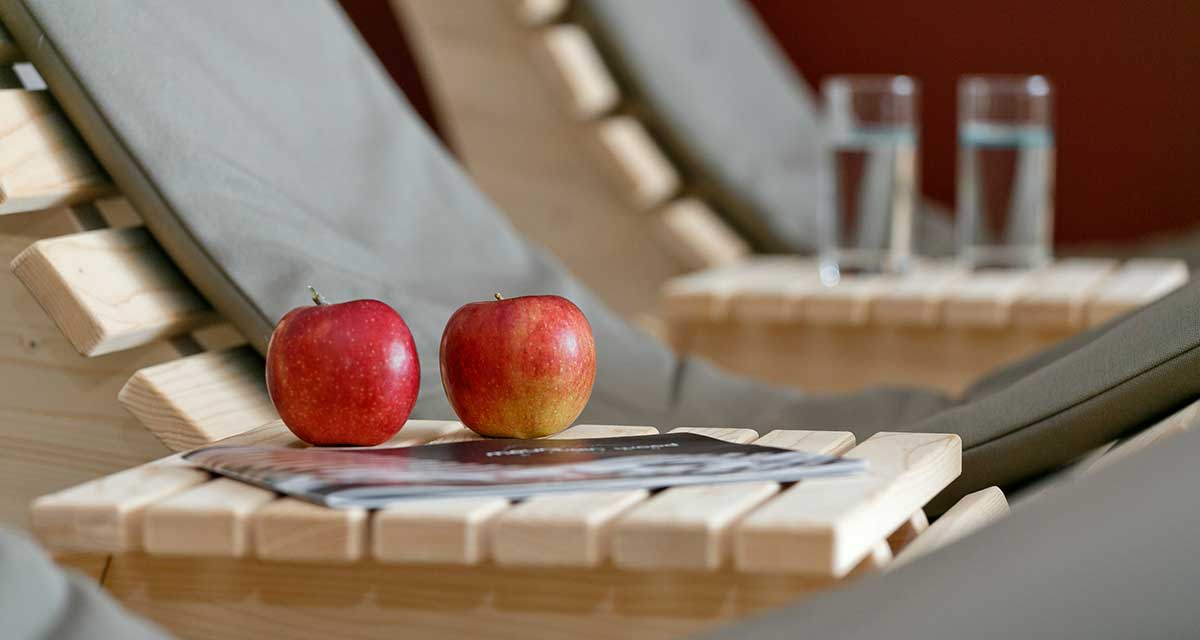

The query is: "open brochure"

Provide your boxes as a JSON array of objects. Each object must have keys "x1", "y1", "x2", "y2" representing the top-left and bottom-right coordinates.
[{"x1": 184, "y1": 432, "x2": 868, "y2": 509}]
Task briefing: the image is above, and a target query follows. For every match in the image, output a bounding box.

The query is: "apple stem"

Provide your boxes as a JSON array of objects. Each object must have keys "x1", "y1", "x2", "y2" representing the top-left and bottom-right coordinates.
[
  {"x1": 494, "y1": 292, "x2": 504, "y2": 301},
  {"x1": 308, "y1": 285, "x2": 328, "y2": 306}
]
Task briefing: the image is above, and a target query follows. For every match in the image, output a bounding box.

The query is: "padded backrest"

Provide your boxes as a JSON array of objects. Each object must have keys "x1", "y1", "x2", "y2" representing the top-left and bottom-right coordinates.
[
  {"x1": 575, "y1": 0, "x2": 823, "y2": 252},
  {"x1": 574, "y1": 0, "x2": 954, "y2": 254}
]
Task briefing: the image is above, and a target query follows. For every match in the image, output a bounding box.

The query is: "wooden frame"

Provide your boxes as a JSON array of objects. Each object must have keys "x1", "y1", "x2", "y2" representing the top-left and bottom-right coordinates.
[{"x1": 395, "y1": 0, "x2": 750, "y2": 325}]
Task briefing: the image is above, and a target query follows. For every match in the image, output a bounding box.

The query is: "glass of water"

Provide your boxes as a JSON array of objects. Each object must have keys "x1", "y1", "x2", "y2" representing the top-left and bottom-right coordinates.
[
  {"x1": 819, "y1": 75, "x2": 918, "y2": 285},
  {"x1": 957, "y1": 75, "x2": 1054, "y2": 270}
]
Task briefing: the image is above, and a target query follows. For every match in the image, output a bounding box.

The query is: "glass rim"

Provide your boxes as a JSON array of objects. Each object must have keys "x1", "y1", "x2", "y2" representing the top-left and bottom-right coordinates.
[
  {"x1": 822, "y1": 74, "x2": 918, "y2": 96},
  {"x1": 959, "y1": 74, "x2": 1051, "y2": 97}
]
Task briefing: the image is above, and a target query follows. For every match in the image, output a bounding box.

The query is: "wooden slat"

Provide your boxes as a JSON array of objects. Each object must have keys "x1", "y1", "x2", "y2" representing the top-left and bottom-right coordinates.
[
  {"x1": 490, "y1": 489, "x2": 649, "y2": 567},
  {"x1": 801, "y1": 274, "x2": 886, "y2": 327},
  {"x1": 1012, "y1": 258, "x2": 1118, "y2": 329},
  {"x1": 892, "y1": 486, "x2": 1008, "y2": 567},
  {"x1": 373, "y1": 496, "x2": 509, "y2": 565},
  {"x1": 1085, "y1": 258, "x2": 1189, "y2": 326},
  {"x1": 29, "y1": 457, "x2": 209, "y2": 553},
  {"x1": 0, "y1": 91, "x2": 113, "y2": 214},
  {"x1": 252, "y1": 499, "x2": 368, "y2": 562},
  {"x1": 10, "y1": 226, "x2": 220, "y2": 355},
  {"x1": 661, "y1": 261, "x2": 753, "y2": 320},
  {"x1": 119, "y1": 346, "x2": 277, "y2": 452},
  {"x1": 515, "y1": 0, "x2": 569, "y2": 25},
  {"x1": 870, "y1": 264, "x2": 966, "y2": 327},
  {"x1": 734, "y1": 432, "x2": 961, "y2": 576},
  {"x1": 376, "y1": 424, "x2": 657, "y2": 567},
  {"x1": 654, "y1": 198, "x2": 750, "y2": 270},
  {"x1": 537, "y1": 25, "x2": 620, "y2": 119},
  {"x1": 142, "y1": 478, "x2": 274, "y2": 557},
  {"x1": 487, "y1": 424, "x2": 659, "y2": 568},
  {"x1": 610, "y1": 429, "x2": 855, "y2": 571},
  {"x1": 752, "y1": 429, "x2": 856, "y2": 455},
  {"x1": 886, "y1": 509, "x2": 928, "y2": 554},
  {"x1": 594, "y1": 116, "x2": 680, "y2": 210},
  {"x1": 667, "y1": 426, "x2": 759, "y2": 444},
  {"x1": 728, "y1": 259, "x2": 820, "y2": 323},
  {"x1": 246, "y1": 420, "x2": 465, "y2": 562},
  {"x1": 942, "y1": 268, "x2": 1040, "y2": 328}
]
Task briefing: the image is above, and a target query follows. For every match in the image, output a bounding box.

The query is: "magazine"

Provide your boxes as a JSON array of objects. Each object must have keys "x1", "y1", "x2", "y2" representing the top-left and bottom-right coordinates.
[{"x1": 184, "y1": 432, "x2": 868, "y2": 509}]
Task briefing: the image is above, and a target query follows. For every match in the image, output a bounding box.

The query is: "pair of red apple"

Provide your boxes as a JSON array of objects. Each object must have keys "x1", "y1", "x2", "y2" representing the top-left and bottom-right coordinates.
[{"x1": 265, "y1": 288, "x2": 596, "y2": 446}]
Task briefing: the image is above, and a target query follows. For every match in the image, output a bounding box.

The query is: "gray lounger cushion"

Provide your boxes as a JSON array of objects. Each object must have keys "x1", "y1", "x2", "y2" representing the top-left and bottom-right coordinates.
[
  {"x1": 0, "y1": 530, "x2": 168, "y2": 639},
  {"x1": 575, "y1": 0, "x2": 954, "y2": 255},
  {"x1": 700, "y1": 425, "x2": 1200, "y2": 640},
  {"x1": 2, "y1": 0, "x2": 1197, "y2": 514}
]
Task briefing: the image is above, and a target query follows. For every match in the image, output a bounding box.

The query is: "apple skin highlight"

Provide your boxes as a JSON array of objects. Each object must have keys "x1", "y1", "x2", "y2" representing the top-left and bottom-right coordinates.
[
  {"x1": 266, "y1": 293, "x2": 420, "y2": 446},
  {"x1": 440, "y1": 294, "x2": 596, "y2": 439}
]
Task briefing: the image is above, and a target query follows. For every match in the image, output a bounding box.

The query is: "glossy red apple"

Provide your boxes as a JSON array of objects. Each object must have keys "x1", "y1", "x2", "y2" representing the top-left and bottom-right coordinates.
[
  {"x1": 266, "y1": 287, "x2": 420, "y2": 446},
  {"x1": 440, "y1": 294, "x2": 596, "y2": 438}
]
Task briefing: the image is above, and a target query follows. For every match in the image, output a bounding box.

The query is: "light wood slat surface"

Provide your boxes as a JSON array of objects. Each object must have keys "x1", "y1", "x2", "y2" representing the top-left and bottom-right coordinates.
[
  {"x1": 376, "y1": 424, "x2": 658, "y2": 567},
  {"x1": 0, "y1": 23, "x2": 20, "y2": 65},
  {"x1": 752, "y1": 429, "x2": 856, "y2": 456},
  {"x1": 142, "y1": 478, "x2": 274, "y2": 557},
  {"x1": 667, "y1": 426, "x2": 759, "y2": 443},
  {"x1": 870, "y1": 264, "x2": 966, "y2": 327},
  {"x1": 30, "y1": 458, "x2": 209, "y2": 553},
  {"x1": 10, "y1": 226, "x2": 220, "y2": 355},
  {"x1": 491, "y1": 489, "x2": 649, "y2": 567},
  {"x1": 373, "y1": 496, "x2": 509, "y2": 565},
  {"x1": 252, "y1": 499, "x2": 368, "y2": 563},
  {"x1": 728, "y1": 260, "x2": 820, "y2": 323},
  {"x1": 734, "y1": 432, "x2": 961, "y2": 576},
  {"x1": 1012, "y1": 258, "x2": 1118, "y2": 329},
  {"x1": 892, "y1": 486, "x2": 1008, "y2": 567},
  {"x1": 537, "y1": 25, "x2": 619, "y2": 119},
  {"x1": 1085, "y1": 258, "x2": 1189, "y2": 326},
  {"x1": 610, "y1": 429, "x2": 855, "y2": 571},
  {"x1": 487, "y1": 424, "x2": 660, "y2": 567},
  {"x1": 515, "y1": 0, "x2": 568, "y2": 25},
  {"x1": 802, "y1": 274, "x2": 886, "y2": 326},
  {"x1": 655, "y1": 198, "x2": 750, "y2": 270},
  {"x1": 119, "y1": 346, "x2": 277, "y2": 452},
  {"x1": 660, "y1": 262, "x2": 751, "y2": 320},
  {"x1": 594, "y1": 116, "x2": 680, "y2": 210},
  {"x1": 887, "y1": 509, "x2": 928, "y2": 554},
  {"x1": 0, "y1": 91, "x2": 113, "y2": 214},
  {"x1": 249, "y1": 420, "x2": 466, "y2": 562},
  {"x1": 942, "y1": 268, "x2": 1040, "y2": 328}
]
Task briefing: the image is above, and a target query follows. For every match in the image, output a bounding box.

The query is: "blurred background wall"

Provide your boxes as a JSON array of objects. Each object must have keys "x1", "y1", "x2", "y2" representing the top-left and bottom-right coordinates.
[{"x1": 342, "y1": 0, "x2": 1200, "y2": 250}]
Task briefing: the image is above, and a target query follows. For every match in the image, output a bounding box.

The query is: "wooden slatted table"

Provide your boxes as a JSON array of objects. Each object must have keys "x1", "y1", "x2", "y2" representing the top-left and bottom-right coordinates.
[
  {"x1": 32, "y1": 419, "x2": 965, "y2": 640},
  {"x1": 663, "y1": 257, "x2": 1189, "y2": 393}
]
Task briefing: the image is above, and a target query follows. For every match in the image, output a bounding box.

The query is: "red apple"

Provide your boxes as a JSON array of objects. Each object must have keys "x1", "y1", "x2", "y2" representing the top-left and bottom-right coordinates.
[
  {"x1": 440, "y1": 294, "x2": 596, "y2": 438},
  {"x1": 266, "y1": 287, "x2": 420, "y2": 446}
]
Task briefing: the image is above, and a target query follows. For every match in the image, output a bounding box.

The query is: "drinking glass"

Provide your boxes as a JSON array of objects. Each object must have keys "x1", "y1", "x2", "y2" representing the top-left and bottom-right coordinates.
[
  {"x1": 818, "y1": 75, "x2": 918, "y2": 285},
  {"x1": 957, "y1": 75, "x2": 1054, "y2": 270}
]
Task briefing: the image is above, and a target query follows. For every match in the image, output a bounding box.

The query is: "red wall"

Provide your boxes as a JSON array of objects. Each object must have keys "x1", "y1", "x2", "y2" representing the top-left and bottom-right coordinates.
[
  {"x1": 338, "y1": 0, "x2": 442, "y2": 141},
  {"x1": 748, "y1": 0, "x2": 1200, "y2": 246}
]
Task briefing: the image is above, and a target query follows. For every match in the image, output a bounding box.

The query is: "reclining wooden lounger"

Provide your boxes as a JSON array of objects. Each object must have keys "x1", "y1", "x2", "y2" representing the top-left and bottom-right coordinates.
[
  {"x1": 398, "y1": 0, "x2": 1188, "y2": 392},
  {"x1": 4, "y1": 1, "x2": 1200, "y2": 637}
]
